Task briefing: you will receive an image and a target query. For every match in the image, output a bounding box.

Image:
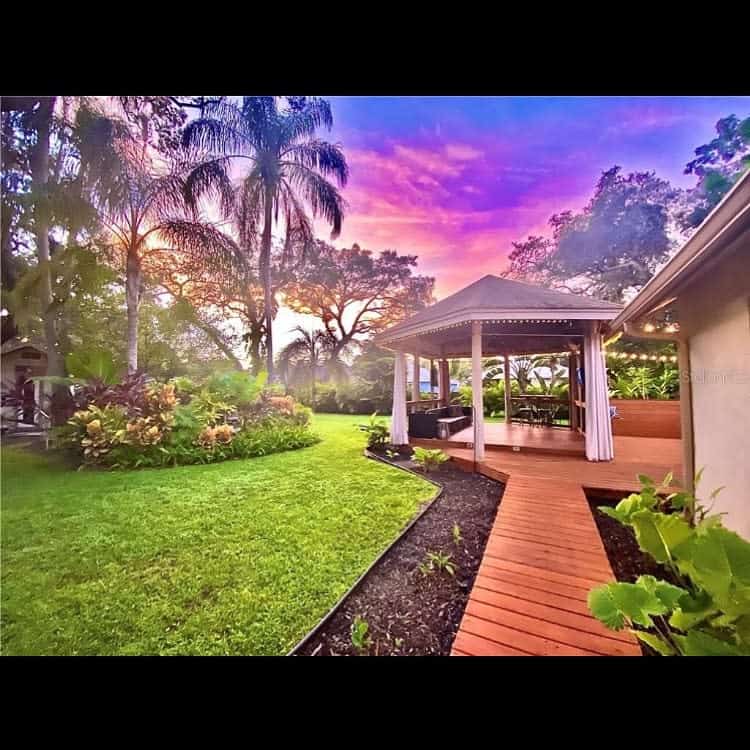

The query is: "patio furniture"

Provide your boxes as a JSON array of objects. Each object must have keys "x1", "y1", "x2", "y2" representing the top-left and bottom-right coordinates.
[{"x1": 408, "y1": 404, "x2": 472, "y2": 439}]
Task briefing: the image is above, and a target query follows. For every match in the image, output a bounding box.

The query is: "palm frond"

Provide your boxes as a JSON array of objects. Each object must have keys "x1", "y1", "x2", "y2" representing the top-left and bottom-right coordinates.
[
  {"x1": 153, "y1": 220, "x2": 241, "y2": 275},
  {"x1": 240, "y1": 97, "x2": 278, "y2": 148},
  {"x1": 235, "y1": 167, "x2": 264, "y2": 252},
  {"x1": 283, "y1": 140, "x2": 348, "y2": 187},
  {"x1": 180, "y1": 156, "x2": 236, "y2": 218},
  {"x1": 278, "y1": 182, "x2": 314, "y2": 254},
  {"x1": 181, "y1": 107, "x2": 249, "y2": 155},
  {"x1": 283, "y1": 166, "x2": 346, "y2": 237},
  {"x1": 281, "y1": 98, "x2": 333, "y2": 142}
]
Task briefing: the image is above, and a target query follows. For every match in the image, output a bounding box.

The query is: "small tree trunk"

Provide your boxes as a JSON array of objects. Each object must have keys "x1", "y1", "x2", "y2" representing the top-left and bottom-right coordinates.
[
  {"x1": 31, "y1": 97, "x2": 68, "y2": 425},
  {"x1": 261, "y1": 185, "x2": 274, "y2": 380},
  {"x1": 126, "y1": 248, "x2": 141, "y2": 374}
]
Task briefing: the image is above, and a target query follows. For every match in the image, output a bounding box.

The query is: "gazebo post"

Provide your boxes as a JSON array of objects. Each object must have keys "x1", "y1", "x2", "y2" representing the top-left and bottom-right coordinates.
[
  {"x1": 503, "y1": 353, "x2": 512, "y2": 424},
  {"x1": 436, "y1": 358, "x2": 445, "y2": 406},
  {"x1": 441, "y1": 359, "x2": 450, "y2": 406},
  {"x1": 471, "y1": 321, "x2": 485, "y2": 461},
  {"x1": 391, "y1": 350, "x2": 409, "y2": 445},
  {"x1": 412, "y1": 349, "x2": 420, "y2": 404}
]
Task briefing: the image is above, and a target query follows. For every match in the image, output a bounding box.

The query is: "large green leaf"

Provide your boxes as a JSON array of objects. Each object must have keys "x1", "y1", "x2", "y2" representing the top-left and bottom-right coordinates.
[
  {"x1": 65, "y1": 347, "x2": 119, "y2": 384},
  {"x1": 629, "y1": 509, "x2": 693, "y2": 564},
  {"x1": 637, "y1": 574, "x2": 687, "y2": 610},
  {"x1": 673, "y1": 525, "x2": 750, "y2": 618},
  {"x1": 673, "y1": 629, "x2": 747, "y2": 656},
  {"x1": 598, "y1": 491, "x2": 656, "y2": 524},
  {"x1": 669, "y1": 590, "x2": 718, "y2": 631},
  {"x1": 588, "y1": 580, "x2": 669, "y2": 630},
  {"x1": 635, "y1": 631, "x2": 676, "y2": 656}
]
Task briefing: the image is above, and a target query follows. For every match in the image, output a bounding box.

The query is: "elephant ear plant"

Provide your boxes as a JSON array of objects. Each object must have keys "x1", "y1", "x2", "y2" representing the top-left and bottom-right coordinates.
[{"x1": 588, "y1": 471, "x2": 750, "y2": 656}]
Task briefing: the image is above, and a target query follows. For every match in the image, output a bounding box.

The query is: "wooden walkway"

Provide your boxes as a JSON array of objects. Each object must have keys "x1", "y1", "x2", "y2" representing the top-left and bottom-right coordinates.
[{"x1": 446, "y1": 437, "x2": 682, "y2": 657}]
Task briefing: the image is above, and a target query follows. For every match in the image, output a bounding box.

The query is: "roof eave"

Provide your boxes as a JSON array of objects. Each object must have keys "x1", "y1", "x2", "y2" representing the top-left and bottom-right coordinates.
[{"x1": 376, "y1": 306, "x2": 622, "y2": 346}]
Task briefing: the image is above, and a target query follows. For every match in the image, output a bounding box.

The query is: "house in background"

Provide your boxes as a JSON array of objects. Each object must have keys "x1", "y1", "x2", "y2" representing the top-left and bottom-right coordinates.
[
  {"x1": 612, "y1": 170, "x2": 750, "y2": 537},
  {"x1": 1, "y1": 336, "x2": 49, "y2": 429},
  {"x1": 406, "y1": 365, "x2": 460, "y2": 396}
]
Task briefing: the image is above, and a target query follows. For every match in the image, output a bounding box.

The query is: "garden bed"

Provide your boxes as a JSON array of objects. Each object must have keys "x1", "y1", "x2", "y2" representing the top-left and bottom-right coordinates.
[{"x1": 295, "y1": 450, "x2": 503, "y2": 656}]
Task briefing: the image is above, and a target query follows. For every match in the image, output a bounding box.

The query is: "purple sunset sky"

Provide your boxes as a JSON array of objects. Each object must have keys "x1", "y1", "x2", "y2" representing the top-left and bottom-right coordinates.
[{"x1": 315, "y1": 96, "x2": 749, "y2": 297}]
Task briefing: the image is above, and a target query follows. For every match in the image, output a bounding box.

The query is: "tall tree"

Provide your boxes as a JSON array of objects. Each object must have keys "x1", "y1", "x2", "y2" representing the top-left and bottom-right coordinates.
[
  {"x1": 503, "y1": 167, "x2": 677, "y2": 302},
  {"x1": 77, "y1": 101, "x2": 239, "y2": 373},
  {"x1": 285, "y1": 242, "x2": 435, "y2": 357},
  {"x1": 0, "y1": 97, "x2": 76, "y2": 420},
  {"x1": 276, "y1": 326, "x2": 340, "y2": 402},
  {"x1": 678, "y1": 114, "x2": 750, "y2": 230},
  {"x1": 148, "y1": 220, "x2": 313, "y2": 375},
  {"x1": 181, "y1": 96, "x2": 349, "y2": 379}
]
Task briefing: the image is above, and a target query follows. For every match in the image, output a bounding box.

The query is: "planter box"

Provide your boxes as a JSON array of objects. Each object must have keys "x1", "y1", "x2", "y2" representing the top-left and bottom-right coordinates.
[{"x1": 610, "y1": 398, "x2": 681, "y2": 439}]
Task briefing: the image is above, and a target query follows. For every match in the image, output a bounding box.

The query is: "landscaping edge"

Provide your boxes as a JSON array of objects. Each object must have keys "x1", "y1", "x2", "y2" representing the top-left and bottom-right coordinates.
[{"x1": 286, "y1": 448, "x2": 443, "y2": 656}]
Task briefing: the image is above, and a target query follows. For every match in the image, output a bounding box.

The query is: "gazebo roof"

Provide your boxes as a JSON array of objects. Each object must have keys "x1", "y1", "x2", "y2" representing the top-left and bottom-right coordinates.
[{"x1": 377, "y1": 275, "x2": 622, "y2": 347}]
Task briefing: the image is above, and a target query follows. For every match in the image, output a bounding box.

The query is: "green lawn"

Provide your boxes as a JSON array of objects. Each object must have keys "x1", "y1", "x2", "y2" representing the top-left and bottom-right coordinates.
[{"x1": 1, "y1": 414, "x2": 434, "y2": 655}]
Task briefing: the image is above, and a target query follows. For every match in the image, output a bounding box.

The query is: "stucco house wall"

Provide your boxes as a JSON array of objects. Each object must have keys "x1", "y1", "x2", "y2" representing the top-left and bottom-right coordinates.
[{"x1": 679, "y1": 242, "x2": 749, "y2": 537}]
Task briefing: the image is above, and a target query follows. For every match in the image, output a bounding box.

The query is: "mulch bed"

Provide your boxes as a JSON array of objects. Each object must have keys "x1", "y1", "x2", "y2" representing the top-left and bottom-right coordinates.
[{"x1": 296, "y1": 450, "x2": 503, "y2": 656}]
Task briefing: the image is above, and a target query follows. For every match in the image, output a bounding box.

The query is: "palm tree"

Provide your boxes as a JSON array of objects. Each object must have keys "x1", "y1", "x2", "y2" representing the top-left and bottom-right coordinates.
[
  {"x1": 181, "y1": 96, "x2": 349, "y2": 380},
  {"x1": 77, "y1": 103, "x2": 240, "y2": 373},
  {"x1": 277, "y1": 326, "x2": 339, "y2": 403}
]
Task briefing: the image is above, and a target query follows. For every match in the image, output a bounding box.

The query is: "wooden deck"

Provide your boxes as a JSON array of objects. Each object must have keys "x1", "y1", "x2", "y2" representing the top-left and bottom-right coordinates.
[
  {"x1": 445, "y1": 436, "x2": 682, "y2": 656},
  {"x1": 448, "y1": 422, "x2": 585, "y2": 455}
]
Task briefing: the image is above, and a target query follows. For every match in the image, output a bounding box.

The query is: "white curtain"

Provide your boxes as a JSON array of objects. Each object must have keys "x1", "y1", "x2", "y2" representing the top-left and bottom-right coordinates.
[
  {"x1": 583, "y1": 321, "x2": 614, "y2": 461},
  {"x1": 391, "y1": 351, "x2": 408, "y2": 445}
]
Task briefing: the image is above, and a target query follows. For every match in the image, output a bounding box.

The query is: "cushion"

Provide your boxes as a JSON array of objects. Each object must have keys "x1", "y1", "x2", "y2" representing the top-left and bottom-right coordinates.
[{"x1": 448, "y1": 405, "x2": 463, "y2": 417}]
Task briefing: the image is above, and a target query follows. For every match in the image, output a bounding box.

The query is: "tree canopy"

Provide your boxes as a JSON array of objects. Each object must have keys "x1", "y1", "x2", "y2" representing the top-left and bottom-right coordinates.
[
  {"x1": 504, "y1": 167, "x2": 678, "y2": 302},
  {"x1": 284, "y1": 242, "x2": 435, "y2": 356}
]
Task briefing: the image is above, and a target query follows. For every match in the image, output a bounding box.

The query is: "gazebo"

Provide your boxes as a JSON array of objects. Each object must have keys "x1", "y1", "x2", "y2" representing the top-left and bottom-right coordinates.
[{"x1": 375, "y1": 275, "x2": 623, "y2": 461}]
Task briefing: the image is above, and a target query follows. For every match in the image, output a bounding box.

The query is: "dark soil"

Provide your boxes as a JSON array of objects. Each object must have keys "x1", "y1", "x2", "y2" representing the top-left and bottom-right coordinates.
[{"x1": 296, "y1": 450, "x2": 503, "y2": 656}]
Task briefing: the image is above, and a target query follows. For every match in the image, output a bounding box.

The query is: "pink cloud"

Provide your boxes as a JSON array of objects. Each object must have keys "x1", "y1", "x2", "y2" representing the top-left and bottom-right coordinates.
[{"x1": 312, "y1": 138, "x2": 595, "y2": 299}]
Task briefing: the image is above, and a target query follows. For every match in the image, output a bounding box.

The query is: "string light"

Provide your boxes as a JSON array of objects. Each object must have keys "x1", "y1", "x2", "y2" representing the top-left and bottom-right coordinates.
[{"x1": 643, "y1": 322, "x2": 656, "y2": 333}]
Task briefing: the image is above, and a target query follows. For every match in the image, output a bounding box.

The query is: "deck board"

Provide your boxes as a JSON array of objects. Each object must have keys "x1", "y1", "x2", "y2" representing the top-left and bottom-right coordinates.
[{"x1": 446, "y1": 435, "x2": 681, "y2": 656}]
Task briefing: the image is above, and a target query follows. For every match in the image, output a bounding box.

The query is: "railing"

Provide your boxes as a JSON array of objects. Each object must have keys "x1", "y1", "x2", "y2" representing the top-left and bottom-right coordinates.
[{"x1": 510, "y1": 395, "x2": 570, "y2": 428}]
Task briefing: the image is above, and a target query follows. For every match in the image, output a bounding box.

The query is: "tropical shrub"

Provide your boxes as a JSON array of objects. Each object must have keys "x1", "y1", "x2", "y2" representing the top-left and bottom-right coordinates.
[
  {"x1": 588, "y1": 472, "x2": 750, "y2": 656},
  {"x1": 58, "y1": 371, "x2": 318, "y2": 470},
  {"x1": 411, "y1": 447, "x2": 449, "y2": 473},
  {"x1": 205, "y1": 370, "x2": 267, "y2": 408},
  {"x1": 608, "y1": 363, "x2": 679, "y2": 400},
  {"x1": 358, "y1": 412, "x2": 389, "y2": 449},
  {"x1": 67, "y1": 404, "x2": 128, "y2": 461}
]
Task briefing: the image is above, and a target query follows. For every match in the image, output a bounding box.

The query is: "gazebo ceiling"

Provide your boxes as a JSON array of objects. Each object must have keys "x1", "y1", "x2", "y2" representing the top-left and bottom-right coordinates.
[{"x1": 377, "y1": 274, "x2": 622, "y2": 356}]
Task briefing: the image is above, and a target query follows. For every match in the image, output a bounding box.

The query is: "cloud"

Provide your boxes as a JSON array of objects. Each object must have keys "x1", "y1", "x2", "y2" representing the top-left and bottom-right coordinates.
[{"x1": 443, "y1": 143, "x2": 483, "y2": 161}]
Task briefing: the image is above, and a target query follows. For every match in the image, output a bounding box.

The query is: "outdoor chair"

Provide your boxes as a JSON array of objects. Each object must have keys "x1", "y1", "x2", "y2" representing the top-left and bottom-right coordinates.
[{"x1": 514, "y1": 398, "x2": 537, "y2": 425}]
